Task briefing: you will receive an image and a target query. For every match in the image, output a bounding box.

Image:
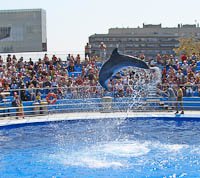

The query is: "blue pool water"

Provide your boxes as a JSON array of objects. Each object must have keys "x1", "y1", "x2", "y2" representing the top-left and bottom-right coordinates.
[{"x1": 1, "y1": 116, "x2": 200, "y2": 178}]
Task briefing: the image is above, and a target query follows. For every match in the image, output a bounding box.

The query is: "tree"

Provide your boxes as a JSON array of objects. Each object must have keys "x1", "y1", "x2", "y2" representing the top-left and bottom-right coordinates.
[{"x1": 173, "y1": 37, "x2": 200, "y2": 56}]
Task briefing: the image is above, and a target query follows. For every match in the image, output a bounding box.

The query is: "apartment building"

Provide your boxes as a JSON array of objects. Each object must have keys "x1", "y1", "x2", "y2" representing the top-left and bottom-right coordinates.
[{"x1": 89, "y1": 23, "x2": 200, "y2": 58}]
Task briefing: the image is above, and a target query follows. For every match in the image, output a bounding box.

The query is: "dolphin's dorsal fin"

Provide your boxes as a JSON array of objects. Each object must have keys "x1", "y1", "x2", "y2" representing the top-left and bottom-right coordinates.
[{"x1": 111, "y1": 48, "x2": 119, "y2": 57}]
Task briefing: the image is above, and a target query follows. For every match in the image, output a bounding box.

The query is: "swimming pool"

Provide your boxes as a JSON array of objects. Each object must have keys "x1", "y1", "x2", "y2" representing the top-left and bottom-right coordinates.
[{"x1": 0, "y1": 116, "x2": 200, "y2": 178}]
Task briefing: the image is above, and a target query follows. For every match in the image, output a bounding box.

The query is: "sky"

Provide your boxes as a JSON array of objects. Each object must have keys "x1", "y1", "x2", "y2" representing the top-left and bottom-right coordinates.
[{"x1": 1, "y1": 0, "x2": 200, "y2": 55}]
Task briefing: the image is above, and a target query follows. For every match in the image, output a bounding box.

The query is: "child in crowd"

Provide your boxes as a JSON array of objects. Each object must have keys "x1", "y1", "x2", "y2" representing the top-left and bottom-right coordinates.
[{"x1": 36, "y1": 92, "x2": 41, "y2": 103}]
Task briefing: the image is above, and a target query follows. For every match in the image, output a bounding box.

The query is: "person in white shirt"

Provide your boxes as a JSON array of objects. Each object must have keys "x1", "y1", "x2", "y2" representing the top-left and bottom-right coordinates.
[
  {"x1": 85, "y1": 43, "x2": 91, "y2": 59},
  {"x1": 99, "y1": 42, "x2": 106, "y2": 60}
]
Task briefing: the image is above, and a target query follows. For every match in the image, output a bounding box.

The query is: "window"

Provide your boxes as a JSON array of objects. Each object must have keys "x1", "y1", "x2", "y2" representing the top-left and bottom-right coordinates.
[{"x1": 0, "y1": 27, "x2": 11, "y2": 40}]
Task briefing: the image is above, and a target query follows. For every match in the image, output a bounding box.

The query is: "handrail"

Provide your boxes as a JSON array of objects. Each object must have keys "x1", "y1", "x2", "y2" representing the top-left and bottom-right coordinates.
[
  {"x1": 0, "y1": 96, "x2": 199, "y2": 118},
  {"x1": 1, "y1": 84, "x2": 199, "y2": 95},
  {"x1": 0, "y1": 83, "x2": 199, "y2": 118}
]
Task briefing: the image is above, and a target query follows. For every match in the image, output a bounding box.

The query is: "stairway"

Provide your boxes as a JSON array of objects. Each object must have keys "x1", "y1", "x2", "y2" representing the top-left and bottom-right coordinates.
[{"x1": 147, "y1": 85, "x2": 158, "y2": 97}]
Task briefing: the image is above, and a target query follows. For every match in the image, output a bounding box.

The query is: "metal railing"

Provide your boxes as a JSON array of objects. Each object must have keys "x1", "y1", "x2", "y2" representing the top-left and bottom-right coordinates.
[
  {"x1": 0, "y1": 98, "x2": 198, "y2": 118},
  {"x1": 0, "y1": 85, "x2": 199, "y2": 118}
]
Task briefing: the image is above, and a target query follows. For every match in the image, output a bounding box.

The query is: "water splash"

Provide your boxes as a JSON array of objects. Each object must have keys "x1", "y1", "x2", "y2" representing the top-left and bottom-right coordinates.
[
  {"x1": 47, "y1": 140, "x2": 193, "y2": 170},
  {"x1": 126, "y1": 67, "x2": 162, "y2": 111},
  {"x1": 150, "y1": 66, "x2": 162, "y2": 85},
  {"x1": 99, "y1": 141, "x2": 150, "y2": 157}
]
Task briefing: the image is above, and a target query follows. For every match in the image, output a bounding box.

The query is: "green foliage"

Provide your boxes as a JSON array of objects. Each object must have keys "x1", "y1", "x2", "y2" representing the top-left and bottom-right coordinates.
[{"x1": 173, "y1": 37, "x2": 200, "y2": 56}]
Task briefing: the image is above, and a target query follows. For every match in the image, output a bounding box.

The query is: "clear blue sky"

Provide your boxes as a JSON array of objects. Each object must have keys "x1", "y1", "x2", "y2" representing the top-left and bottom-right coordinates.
[{"x1": 1, "y1": 0, "x2": 200, "y2": 54}]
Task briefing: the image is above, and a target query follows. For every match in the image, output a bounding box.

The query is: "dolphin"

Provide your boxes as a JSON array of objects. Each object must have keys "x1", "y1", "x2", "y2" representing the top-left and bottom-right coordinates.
[{"x1": 99, "y1": 48, "x2": 150, "y2": 90}]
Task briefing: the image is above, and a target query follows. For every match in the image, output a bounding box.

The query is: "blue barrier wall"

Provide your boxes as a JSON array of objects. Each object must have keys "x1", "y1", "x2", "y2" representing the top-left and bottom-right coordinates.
[{"x1": 0, "y1": 97, "x2": 200, "y2": 116}]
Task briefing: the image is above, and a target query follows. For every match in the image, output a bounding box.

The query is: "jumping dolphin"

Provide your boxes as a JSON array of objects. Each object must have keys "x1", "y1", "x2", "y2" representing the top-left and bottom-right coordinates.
[{"x1": 99, "y1": 48, "x2": 150, "y2": 90}]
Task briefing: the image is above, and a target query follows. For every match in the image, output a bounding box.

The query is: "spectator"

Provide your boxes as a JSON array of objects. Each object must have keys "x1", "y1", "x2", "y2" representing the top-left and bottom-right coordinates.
[
  {"x1": 36, "y1": 92, "x2": 41, "y2": 103},
  {"x1": 75, "y1": 74, "x2": 83, "y2": 86},
  {"x1": 191, "y1": 52, "x2": 197, "y2": 61},
  {"x1": 28, "y1": 83, "x2": 36, "y2": 101},
  {"x1": 166, "y1": 84, "x2": 176, "y2": 109},
  {"x1": 20, "y1": 84, "x2": 28, "y2": 101},
  {"x1": 67, "y1": 54, "x2": 71, "y2": 61},
  {"x1": 176, "y1": 69, "x2": 184, "y2": 81},
  {"x1": 29, "y1": 58, "x2": 34, "y2": 66},
  {"x1": 12, "y1": 93, "x2": 24, "y2": 119},
  {"x1": 175, "y1": 85, "x2": 184, "y2": 114},
  {"x1": 85, "y1": 43, "x2": 91, "y2": 59},
  {"x1": 185, "y1": 80, "x2": 193, "y2": 97},
  {"x1": 43, "y1": 54, "x2": 50, "y2": 65},
  {"x1": 174, "y1": 59, "x2": 181, "y2": 70},
  {"x1": 156, "y1": 53, "x2": 163, "y2": 65},
  {"x1": 168, "y1": 55, "x2": 175, "y2": 67},
  {"x1": 181, "y1": 54, "x2": 187, "y2": 63},
  {"x1": 181, "y1": 60, "x2": 188, "y2": 75},
  {"x1": 99, "y1": 42, "x2": 106, "y2": 60},
  {"x1": 67, "y1": 61, "x2": 75, "y2": 72}
]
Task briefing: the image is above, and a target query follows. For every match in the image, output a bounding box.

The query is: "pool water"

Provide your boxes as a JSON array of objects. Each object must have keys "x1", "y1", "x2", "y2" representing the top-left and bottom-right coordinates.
[{"x1": 0, "y1": 117, "x2": 200, "y2": 178}]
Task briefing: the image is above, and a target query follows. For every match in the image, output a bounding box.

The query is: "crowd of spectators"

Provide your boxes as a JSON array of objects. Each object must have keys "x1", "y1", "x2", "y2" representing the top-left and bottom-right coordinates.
[
  {"x1": 0, "y1": 43, "x2": 200, "y2": 104},
  {"x1": 0, "y1": 52, "x2": 102, "y2": 102},
  {"x1": 155, "y1": 53, "x2": 200, "y2": 97}
]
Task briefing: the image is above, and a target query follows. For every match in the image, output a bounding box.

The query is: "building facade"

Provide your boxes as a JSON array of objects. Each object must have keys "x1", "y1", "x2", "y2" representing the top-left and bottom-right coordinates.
[
  {"x1": 0, "y1": 9, "x2": 47, "y2": 53},
  {"x1": 89, "y1": 24, "x2": 200, "y2": 58}
]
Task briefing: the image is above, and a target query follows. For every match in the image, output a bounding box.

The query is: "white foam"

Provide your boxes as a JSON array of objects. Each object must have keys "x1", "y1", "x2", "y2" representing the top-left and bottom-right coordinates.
[
  {"x1": 48, "y1": 140, "x2": 194, "y2": 169},
  {"x1": 190, "y1": 147, "x2": 200, "y2": 154},
  {"x1": 179, "y1": 173, "x2": 187, "y2": 177},
  {"x1": 48, "y1": 140, "x2": 151, "y2": 169},
  {"x1": 50, "y1": 152, "x2": 127, "y2": 169},
  {"x1": 98, "y1": 141, "x2": 150, "y2": 157},
  {"x1": 160, "y1": 143, "x2": 189, "y2": 153},
  {"x1": 72, "y1": 157, "x2": 124, "y2": 169},
  {"x1": 0, "y1": 136, "x2": 11, "y2": 142}
]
